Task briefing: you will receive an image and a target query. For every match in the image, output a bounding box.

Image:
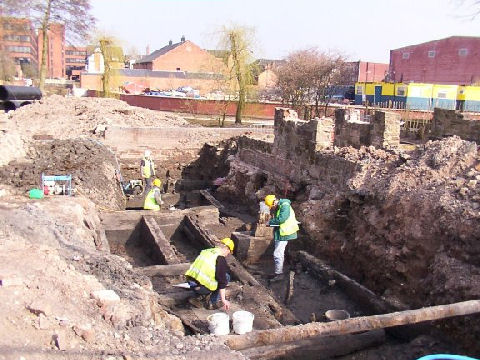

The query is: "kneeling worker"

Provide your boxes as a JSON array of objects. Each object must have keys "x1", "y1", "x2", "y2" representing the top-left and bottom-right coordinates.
[
  {"x1": 143, "y1": 178, "x2": 164, "y2": 211},
  {"x1": 185, "y1": 238, "x2": 234, "y2": 311}
]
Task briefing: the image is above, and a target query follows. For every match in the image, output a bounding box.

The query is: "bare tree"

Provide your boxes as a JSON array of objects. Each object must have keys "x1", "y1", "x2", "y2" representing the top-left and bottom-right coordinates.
[
  {"x1": 24, "y1": 0, "x2": 95, "y2": 91},
  {"x1": 454, "y1": 0, "x2": 480, "y2": 18},
  {"x1": 276, "y1": 48, "x2": 351, "y2": 118},
  {"x1": 218, "y1": 25, "x2": 256, "y2": 124},
  {"x1": 276, "y1": 49, "x2": 317, "y2": 118}
]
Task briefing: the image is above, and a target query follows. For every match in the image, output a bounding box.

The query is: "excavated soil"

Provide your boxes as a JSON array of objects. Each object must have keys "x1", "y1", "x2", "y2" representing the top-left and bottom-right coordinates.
[{"x1": 1, "y1": 96, "x2": 479, "y2": 359}]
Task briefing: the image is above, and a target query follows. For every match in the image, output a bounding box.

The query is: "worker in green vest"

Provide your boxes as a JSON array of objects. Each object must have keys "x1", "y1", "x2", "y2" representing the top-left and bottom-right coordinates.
[
  {"x1": 265, "y1": 194, "x2": 299, "y2": 282},
  {"x1": 185, "y1": 238, "x2": 234, "y2": 311},
  {"x1": 140, "y1": 150, "x2": 156, "y2": 194},
  {"x1": 143, "y1": 178, "x2": 163, "y2": 211}
]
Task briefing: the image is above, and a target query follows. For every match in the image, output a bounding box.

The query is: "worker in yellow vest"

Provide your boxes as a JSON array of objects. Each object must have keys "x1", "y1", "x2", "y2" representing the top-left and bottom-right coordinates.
[
  {"x1": 265, "y1": 194, "x2": 299, "y2": 282},
  {"x1": 185, "y1": 238, "x2": 234, "y2": 311},
  {"x1": 140, "y1": 150, "x2": 156, "y2": 194},
  {"x1": 143, "y1": 178, "x2": 163, "y2": 211}
]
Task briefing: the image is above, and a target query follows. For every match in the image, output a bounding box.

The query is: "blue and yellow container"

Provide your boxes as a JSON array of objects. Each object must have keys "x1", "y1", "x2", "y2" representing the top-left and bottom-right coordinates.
[
  {"x1": 432, "y1": 85, "x2": 458, "y2": 110},
  {"x1": 406, "y1": 83, "x2": 433, "y2": 110}
]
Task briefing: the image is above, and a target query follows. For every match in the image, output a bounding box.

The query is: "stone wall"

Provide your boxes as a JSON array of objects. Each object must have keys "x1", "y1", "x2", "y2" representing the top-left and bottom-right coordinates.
[
  {"x1": 371, "y1": 111, "x2": 401, "y2": 149},
  {"x1": 334, "y1": 109, "x2": 371, "y2": 148},
  {"x1": 334, "y1": 108, "x2": 400, "y2": 149},
  {"x1": 431, "y1": 108, "x2": 480, "y2": 142}
]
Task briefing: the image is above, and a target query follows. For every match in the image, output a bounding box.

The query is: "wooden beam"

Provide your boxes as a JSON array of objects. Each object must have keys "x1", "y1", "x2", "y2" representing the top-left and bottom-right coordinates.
[
  {"x1": 297, "y1": 251, "x2": 396, "y2": 314},
  {"x1": 225, "y1": 299, "x2": 480, "y2": 351},
  {"x1": 142, "y1": 216, "x2": 182, "y2": 264},
  {"x1": 241, "y1": 329, "x2": 385, "y2": 360},
  {"x1": 139, "y1": 263, "x2": 191, "y2": 277}
]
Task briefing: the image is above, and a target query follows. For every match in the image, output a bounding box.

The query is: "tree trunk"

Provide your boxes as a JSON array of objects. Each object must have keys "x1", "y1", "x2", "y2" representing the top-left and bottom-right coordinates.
[
  {"x1": 39, "y1": 0, "x2": 52, "y2": 92},
  {"x1": 225, "y1": 299, "x2": 480, "y2": 351},
  {"x1": 230, "y1": 33, "x2": 244, "y2": 124}
]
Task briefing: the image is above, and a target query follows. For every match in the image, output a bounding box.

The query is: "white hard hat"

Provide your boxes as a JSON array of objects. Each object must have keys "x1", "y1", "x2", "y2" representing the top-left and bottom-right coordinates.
[{"x1": 144, "y1": 150, "x2": 151, "y2": 158}]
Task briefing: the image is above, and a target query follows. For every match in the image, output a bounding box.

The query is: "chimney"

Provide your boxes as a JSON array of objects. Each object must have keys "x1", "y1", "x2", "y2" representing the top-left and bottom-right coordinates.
[
  {"x1": 146, "y1": 45, "x2": 150, "y2": 55},
  {"x1": 169, "y1": 40, "x2": 173, "y2": 46},
  {"x1": 181, "y1": 35, "x2": 185, "y2": 42}
]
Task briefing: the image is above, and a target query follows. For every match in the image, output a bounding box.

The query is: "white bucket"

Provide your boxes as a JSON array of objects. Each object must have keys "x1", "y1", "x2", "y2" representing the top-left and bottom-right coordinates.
[
  {"x1": 207, "y1": 312, "x2": 230, "y2": 335},
  {"x1": 232, "y1": 310, "x2": 254, "y2": 335}
]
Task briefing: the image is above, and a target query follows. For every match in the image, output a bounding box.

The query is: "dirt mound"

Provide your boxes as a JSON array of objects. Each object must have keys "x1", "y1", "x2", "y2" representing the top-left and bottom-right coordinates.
[
  {"x1": 0, "y1": 197, "x2": 243, "y2": 360},
  {"x1": 0, "y1": 138, "x2": 125, "y2": 210},
  {"x1": 5, "y1": 95, "x2": 191, "y2": 140}
]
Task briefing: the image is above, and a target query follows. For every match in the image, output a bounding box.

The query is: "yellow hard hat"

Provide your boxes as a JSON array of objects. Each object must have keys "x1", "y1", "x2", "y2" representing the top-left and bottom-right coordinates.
[
  {"x1": 153, "y1": 178, "x2": 162, "y2": 187},
  {"x1": 264, "y1": 194, "x2": 276, "y2": 208},
  {"x1": 221, "y1": 237, "x2": 234, "y2": 252}
]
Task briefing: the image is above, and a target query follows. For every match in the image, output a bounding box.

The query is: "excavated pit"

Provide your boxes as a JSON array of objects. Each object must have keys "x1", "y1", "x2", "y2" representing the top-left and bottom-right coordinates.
[{"x1": 96, "y1": 127, "x2": 479, "y2": 358}]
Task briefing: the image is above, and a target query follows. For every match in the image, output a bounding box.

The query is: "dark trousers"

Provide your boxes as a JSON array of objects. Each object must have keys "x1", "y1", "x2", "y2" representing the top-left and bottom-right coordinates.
[{"x1": 187, "y1": 273, "x2": 230, "y2": 304}]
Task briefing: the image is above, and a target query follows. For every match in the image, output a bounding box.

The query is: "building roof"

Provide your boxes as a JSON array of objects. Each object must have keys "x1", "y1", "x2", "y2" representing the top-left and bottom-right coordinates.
[
  {"x1": 116, "y1": 68, "x2": 223, "y2": 80},
  {"x1": 136, "y1": 41, "x2": 184, "y2": 64},
  {"x1": 392, "y1": 36, "x2": 480, "y2": 51}
]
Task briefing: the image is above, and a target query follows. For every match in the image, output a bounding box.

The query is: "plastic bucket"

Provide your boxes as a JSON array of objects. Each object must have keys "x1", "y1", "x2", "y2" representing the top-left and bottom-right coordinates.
[
  {"x1": 207, "y1": 312, "x2": 230, "y2": 335},
  {"x1": 232, "y1": 310, "x2": 254, "y2": 334}
]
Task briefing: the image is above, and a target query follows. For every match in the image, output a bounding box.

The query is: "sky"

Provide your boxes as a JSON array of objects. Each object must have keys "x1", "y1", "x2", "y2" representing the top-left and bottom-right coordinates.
[{"x1": 90, "y1": 0, "x2": 480, "y2": 63}]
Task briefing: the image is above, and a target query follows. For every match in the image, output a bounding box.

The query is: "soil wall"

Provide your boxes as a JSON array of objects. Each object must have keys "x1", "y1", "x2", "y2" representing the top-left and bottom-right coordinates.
[{"x1": 217, "y1": 111, "x2": 480, "y2": 353}]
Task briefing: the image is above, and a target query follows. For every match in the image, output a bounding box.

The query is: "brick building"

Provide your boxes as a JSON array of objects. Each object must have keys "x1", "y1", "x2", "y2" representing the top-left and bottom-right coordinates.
[
  {"x1": 134, "y1": 37, "x2": 224, "y2": 73},
  {"x1": 389, "y1": 36, "x2": 480, "y2": 85},
  {"x1": 0, "y1": 18, "x2": 38, "y2": 74},
  {"x1": 81, "y1": 37, "x2": 226, "y2": 94},
  {"x1": 37, "y1": 23, "x2": 65, "y2": 79},
  {"x1": 65, "y1": 46, "x2": 87, "y2": 80},
  {"x1": 1, "y1": 17, "x2": 88, "y2": 80}
]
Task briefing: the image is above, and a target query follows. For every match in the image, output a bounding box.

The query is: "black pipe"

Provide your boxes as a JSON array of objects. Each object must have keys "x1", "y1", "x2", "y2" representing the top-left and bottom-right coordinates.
[{"x1": 0, "y1": 85, "x2": 42, "y2": 101}]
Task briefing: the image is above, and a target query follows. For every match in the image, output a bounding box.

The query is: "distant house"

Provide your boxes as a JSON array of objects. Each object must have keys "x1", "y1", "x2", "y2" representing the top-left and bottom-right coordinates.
[
  {"x1": 134, "y1": 37, "x2": 225, "y2": 74},
  {"x1": 255, "y1": 59, "x2": 285, "y2": 89},
  {"x1": 389, "y1": 36, "x2": 480, "y2": 85},
  {"x1": 81, "y1": 38, "x2": 226, "y2": 93}
]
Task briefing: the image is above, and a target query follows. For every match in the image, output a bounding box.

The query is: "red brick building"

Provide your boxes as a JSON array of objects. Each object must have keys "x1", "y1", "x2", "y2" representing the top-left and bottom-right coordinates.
[
  {"x1": 389, "y1": 36, "x2": 480, "y2": 85},
  {"x1": 0, "y1": 18, "x2": 38, "y2": 71},
  {"x1": 134, "y1": 37, "x2": 224, "y2": 73},
  {"x1": 65, "y1": 46, "x2": 87, "y2": 80},
  {"x1": 37, "y1": 23, "x2": 65, "y2": 79}
]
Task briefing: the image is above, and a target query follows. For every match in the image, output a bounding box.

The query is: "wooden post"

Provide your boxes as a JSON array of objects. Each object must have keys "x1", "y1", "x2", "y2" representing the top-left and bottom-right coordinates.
[
  {"x1": 225, "y1": 300, "x2": 480, "y2": 351},
  {"x1": 139, "y1": 263, "x2": 191, "y2": 277}
]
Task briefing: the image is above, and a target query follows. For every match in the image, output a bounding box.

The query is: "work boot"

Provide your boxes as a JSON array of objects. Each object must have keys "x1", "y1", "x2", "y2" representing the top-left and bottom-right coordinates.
[
  {"x1": 188, "y1": 295, "x2": 205, "y2": 309},
  {"x1": 207, "y1": 300, "x2": 222, "y2": 310},
  {"x1": 269, "y1": 273, "x2": 284, "y2": 283}
]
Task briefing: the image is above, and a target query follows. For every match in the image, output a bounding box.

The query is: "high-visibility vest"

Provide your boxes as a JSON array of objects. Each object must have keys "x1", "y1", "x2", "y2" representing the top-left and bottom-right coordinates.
[
  {"x1": 142, "y1": 158, "x2": 155, "y2": 178},
  {"x1": 143, "y1": 188, "x2": 160, "y2": 211},
  {"x1": 277, "y1": 203, "x2": 299, "y2": 236},
  {"x1": 185, "y1": 248, "x2": 222, "y2": 291}
]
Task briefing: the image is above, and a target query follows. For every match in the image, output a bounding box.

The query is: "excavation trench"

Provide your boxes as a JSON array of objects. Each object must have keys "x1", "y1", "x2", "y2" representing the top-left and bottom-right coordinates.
[{"x1": 100, "y1": 189, "x2": 457, "y2": 359}]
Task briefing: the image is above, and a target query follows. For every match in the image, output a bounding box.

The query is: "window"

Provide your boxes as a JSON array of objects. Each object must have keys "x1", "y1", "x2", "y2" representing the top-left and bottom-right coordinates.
[
  {"x1": 176, "y1": 67, "x2": 181, "y2": 71},
  {"x1": 437, "y1": 91, "x2": 447, "y2": 99},
  {"x1": 397, "y1": 86, "x2": 406, "y2": 96},
  {"x1": 356, "y1": 86, "x2": 363, "y2": 95},
  {"x1": 66, "y1": 58, "x2": 86, "y2": 63},
  {"x1": 3, "y1": 34, "x2": 30, "y2": 42},
  {"x1": 402, "y1": 52, "x2": 410, "y2": 59},
  {"x1": 7, "y1": 45, "x2": 31, "y2": 53},
  {"x1": 428, "y1": 50, "x2": 436, "y2": 58},
  {"x1": 458, "y1": 48, "x2": 468, "y2": 57},
  {"x1": 65, "y1": 50, "x2": 87, "y2": 56}
]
